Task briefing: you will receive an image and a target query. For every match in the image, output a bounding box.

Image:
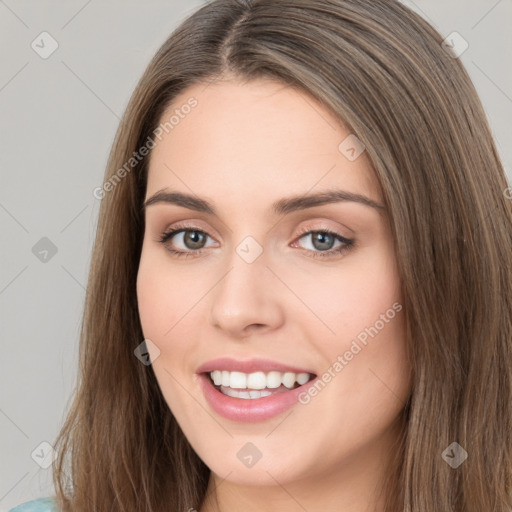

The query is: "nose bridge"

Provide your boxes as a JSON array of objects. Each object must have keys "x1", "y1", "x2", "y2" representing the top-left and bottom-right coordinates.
[{"x1": 208, "y1": 235, "x2": 284, "y2": 336}]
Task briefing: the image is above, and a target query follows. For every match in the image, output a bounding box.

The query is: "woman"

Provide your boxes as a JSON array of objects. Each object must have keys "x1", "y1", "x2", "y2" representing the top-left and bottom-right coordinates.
[{"x1": 10, "y1": 0, "x2": 512, "y2": 511}]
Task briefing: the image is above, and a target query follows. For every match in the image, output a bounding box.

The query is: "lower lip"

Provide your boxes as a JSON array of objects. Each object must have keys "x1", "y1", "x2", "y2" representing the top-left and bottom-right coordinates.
[{"x1": 198, "y1": 373, "x2": 317, "y2": 422}]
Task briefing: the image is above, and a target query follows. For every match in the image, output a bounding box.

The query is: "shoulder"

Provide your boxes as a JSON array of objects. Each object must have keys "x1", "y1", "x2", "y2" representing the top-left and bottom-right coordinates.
[{"x1": 7, "y1": 497, "x2": 57, "y2": 512}]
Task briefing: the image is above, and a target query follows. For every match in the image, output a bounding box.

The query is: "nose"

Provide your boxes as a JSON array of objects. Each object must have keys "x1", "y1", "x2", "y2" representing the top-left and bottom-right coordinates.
[{"x1": 208, "y1": 247, "x2": 285, "y2": 339}]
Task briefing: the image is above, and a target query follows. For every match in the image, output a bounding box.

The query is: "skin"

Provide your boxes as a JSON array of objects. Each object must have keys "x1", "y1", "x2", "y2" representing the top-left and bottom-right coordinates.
[{"x1": 136, "y1": 77, "x2": 413, "y2": 512}]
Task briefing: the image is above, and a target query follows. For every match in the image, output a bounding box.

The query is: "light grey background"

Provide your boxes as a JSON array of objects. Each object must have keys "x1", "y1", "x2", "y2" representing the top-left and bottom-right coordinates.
[{"x1": 1, "y1": 1, "x2": 510, "y2": 510}]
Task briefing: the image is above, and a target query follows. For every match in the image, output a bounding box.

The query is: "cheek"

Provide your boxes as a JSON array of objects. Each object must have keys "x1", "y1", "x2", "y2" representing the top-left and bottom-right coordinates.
[
  {"x1": 136, "y1": 246, "x2": 178, "y2": 340},
  {"x1": 136, "y1": 250, "x2": 196, "y2": 414},
  {"x1": 287, "y1": 240, "x2": 401, "y2": 342},
  {"x1": 136, "y1": 245, "x2": 204, "y2": 374}
]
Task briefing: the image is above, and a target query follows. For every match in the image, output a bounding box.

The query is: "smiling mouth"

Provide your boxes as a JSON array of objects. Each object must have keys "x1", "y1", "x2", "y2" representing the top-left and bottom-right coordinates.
[{"x1": 205, "y1": 370, "x2": 316, "y2": 400}]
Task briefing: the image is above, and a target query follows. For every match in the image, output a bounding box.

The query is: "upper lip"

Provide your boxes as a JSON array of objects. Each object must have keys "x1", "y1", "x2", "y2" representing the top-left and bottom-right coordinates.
[{"x1": 196, "y1": 357, "x2": 316, "y2": 375}]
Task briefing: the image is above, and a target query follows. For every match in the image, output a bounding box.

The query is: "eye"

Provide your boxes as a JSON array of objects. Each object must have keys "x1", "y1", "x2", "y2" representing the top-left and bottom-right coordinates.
[
  {"x1": 156, "y1": 223, "x2": 216, "y2": 259},
  {"x1": 291, "y1": 226, "x2": 355, "y2": 260},
  {"x1": 155, "y1": 223, "x2": 355, "y2": 260}
]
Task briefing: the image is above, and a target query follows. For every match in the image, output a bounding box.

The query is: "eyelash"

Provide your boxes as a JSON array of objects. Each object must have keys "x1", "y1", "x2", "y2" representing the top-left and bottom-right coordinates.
[{"x1": 156, "y1": 222, "x2": 355, "y2": 260}]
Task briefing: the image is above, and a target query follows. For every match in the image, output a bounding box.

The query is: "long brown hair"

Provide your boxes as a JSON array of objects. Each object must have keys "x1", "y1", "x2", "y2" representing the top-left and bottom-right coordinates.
[{"x1": 51, "y1": 0, "x2": 512, "y2": 510}]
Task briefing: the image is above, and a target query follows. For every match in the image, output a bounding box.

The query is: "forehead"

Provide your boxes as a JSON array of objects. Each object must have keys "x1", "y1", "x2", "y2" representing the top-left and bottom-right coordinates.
[{"x1": 145, "y1": 79, "x2": 381, "y2": 207}]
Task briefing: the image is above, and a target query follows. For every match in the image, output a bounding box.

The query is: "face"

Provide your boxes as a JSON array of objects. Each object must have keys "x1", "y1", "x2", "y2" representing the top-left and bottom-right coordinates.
[{"x1": 136, "y1": 77, "x2": 412, "y2": 494}]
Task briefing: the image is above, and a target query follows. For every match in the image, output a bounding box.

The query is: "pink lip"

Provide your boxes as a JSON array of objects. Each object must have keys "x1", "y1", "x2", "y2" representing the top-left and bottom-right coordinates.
[
  {"x1": 196, "y1": 357, "x2": 315, "y2": 375},
  {"x1": 198, "y1": 373, "x2": 319, "y2": 422}
]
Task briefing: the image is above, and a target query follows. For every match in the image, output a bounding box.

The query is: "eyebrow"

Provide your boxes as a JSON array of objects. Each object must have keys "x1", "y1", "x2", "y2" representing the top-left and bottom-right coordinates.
[{"x1": 141, "y1": 188, "x2": 385, "y2": 216}]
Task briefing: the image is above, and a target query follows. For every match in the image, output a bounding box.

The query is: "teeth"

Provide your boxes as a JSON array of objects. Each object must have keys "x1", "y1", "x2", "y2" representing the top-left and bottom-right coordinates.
[
  {"x1": 210, "y1": 370, "x2": 312, "y2": 389},
  {"x1": 222, "y1": 387, "x2": 273, "y2": 399},
  {"x1": 247, "y1": 371, "x2": 266, "y2": 389}
]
